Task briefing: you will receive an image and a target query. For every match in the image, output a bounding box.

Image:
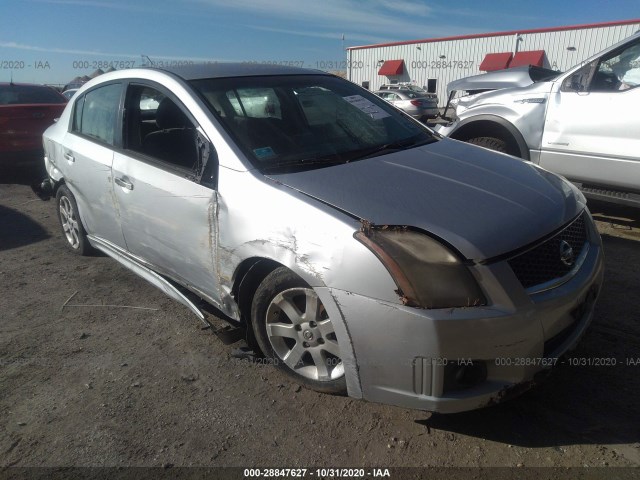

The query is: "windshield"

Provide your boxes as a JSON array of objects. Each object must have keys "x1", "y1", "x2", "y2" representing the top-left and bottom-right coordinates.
[{"x1": 191, "y1": 75, "x2": 436, "y2": 172}]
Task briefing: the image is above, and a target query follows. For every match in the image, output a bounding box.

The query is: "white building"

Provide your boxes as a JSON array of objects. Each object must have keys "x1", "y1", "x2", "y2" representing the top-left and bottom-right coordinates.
[{"x1": 347, "y1": 18, "x2": 640, "y2": 107}]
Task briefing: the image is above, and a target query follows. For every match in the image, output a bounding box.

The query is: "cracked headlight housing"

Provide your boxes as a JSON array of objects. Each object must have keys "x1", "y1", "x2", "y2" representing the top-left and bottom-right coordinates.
[{"x1": 355, "y1": 228, "x2": 486, "y2": 309}]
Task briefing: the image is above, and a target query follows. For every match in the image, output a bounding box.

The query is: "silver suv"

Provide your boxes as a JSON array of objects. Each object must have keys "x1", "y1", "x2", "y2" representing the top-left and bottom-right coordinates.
[{"x1": 437, "y1": 32, "x2": 640, "y2": 207}]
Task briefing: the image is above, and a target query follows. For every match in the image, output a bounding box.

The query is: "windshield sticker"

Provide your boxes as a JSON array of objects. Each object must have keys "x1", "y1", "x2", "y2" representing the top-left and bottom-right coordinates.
[
  {"x1": 253, "y1": 146, "x2": 276, "y2": 160},
  {"x1": 342, "y1": 95, "x2": 390, "y2": 120}
]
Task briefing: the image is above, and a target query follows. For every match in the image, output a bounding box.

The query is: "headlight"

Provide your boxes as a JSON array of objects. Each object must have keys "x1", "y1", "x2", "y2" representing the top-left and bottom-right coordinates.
[{"x1": 354, "y1": 228, "x2": 486, "y2": 309}]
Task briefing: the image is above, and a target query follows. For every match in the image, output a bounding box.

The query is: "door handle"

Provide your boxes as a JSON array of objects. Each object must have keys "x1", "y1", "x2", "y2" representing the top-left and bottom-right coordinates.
[
  {"x1": 64, "y1": 152, "x2": 75, "y2": 163},
  {"x1": 114, "y1": 177, "x2": 134, "y2": 190}
]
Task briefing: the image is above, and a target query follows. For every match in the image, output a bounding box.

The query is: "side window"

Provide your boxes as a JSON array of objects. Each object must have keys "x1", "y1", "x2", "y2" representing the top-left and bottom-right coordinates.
[
  {"x1": 591, "y1": 41, "x2": 640, "y2": 91},
  {"x1": 72, "y1": 83, "x2": 121, "y2": 145},
  {"x1": 124, "y1": 84, "x2": 198, "y2": 170},
  {"x1": 561, "y1": 60, "x2": 597, "y2": 92}
]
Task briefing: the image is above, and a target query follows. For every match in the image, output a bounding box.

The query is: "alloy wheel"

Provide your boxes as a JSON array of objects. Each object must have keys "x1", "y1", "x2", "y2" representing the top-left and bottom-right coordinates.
[{"x1": 265, "y1": 287, "x2": 344, "y2": 381}]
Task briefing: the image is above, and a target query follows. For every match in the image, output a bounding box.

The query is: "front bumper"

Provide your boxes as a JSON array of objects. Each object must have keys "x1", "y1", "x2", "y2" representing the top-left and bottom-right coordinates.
[
  {"x1": 433, "y1": 121, "x2": 456, "y2": 136},
  {"x1": 325, "y1": 227, "x2": 604, "y2": 413}
]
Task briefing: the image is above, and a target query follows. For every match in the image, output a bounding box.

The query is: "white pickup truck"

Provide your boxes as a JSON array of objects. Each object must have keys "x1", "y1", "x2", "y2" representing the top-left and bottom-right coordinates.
[{"x1": 436, "y1": 31, "x2": 640, "y2": 207}]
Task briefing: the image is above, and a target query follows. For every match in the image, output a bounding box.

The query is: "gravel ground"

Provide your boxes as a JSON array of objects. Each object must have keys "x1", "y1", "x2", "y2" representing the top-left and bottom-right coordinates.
[{"x1": 1, "y1": 165, "x2": 639, "y2": 471}]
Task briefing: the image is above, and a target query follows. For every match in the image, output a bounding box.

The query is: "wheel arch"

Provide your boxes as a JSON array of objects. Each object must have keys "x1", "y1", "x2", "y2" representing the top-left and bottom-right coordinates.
[
  {"x1": 449, "y1": 115, "x2": 530, "y2": 160},
  {"x1": 52, "y1": 176, "x2": 66, "y2": 195},
  {"x1": 229, "y1": 256, "x2": 362, "y2": 398},
  {"x1": 231, "y1": 257, "x2": 282, "y2": 326}
]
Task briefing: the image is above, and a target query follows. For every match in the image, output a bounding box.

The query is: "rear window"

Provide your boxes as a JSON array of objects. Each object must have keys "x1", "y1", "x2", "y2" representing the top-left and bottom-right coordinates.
[
  {"x1": 72, "y1": 83, "x2": 122, "y2": 145},
  {"x1": 0, "y1": 85, "x2": 66, "y2": 105}
]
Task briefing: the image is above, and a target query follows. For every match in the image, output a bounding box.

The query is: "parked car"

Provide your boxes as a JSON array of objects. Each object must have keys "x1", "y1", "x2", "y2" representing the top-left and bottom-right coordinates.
[
  {"x1": 436, "y1": 31, "x2": 640, "y2": 207},
  {"x1": 374, "y1": 89, "x2": 439, "y2": 120},
  {"x1": 0, "y1": 82, "x2": 67, "y2": 166},
  {"x1": 40, "y1": 64, "x2": 603, "y2": 413},
  {"x1": 379, "y1": 82, "x2": 438, "y2": 101},
  {"x1": 62, "y1": 88, "x2": 79, "y2": 100}
]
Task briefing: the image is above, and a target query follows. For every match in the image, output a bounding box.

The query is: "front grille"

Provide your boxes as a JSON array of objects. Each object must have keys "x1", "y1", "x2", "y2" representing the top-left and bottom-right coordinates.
[{"x1": 508, "y1": 214, "x2": 588, "y2": 290}]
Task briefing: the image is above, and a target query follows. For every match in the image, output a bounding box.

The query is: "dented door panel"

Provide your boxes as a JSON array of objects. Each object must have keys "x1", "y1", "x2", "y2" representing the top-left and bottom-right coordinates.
[{"x1": 111, "y1": 151, "x2": 225, "y2": 313}]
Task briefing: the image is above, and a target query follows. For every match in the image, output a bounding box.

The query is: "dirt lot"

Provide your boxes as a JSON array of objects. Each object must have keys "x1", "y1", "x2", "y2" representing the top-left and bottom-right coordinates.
[{"x1": 1, "y1": 165, "x2": 639, "y2": 472}]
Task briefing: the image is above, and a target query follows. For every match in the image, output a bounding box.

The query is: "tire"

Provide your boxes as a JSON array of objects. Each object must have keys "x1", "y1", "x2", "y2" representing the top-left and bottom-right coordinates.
[
  {"x1": 56, "y1": 185, "x2": 92, "y2": 255},
  {"x1": 467, "y1": 136, "x2": 508, "y2": 154},
  {"x1": 251, "y1": 267, "x2": 347, "y2": 394}
]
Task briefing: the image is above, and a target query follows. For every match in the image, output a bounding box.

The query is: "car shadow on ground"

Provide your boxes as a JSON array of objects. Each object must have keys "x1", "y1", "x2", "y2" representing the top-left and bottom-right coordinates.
[
  {"x1": 589, "y1": 199, "x2": 640, "y2": 230},
  {"x1": 0, "y1": 204, "x2": 50, "y2": 251},
  {"x1": 417, "y1": 233, "x2": 640, "y2": 449},
  {"x1": 0, "y1": 164, "x2": 47, "y2": 187}
]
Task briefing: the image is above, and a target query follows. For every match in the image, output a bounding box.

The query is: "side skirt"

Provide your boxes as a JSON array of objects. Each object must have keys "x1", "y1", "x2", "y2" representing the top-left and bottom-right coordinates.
[{"x1": 87, "y1": 235, "x2": 206, "y2": 323}]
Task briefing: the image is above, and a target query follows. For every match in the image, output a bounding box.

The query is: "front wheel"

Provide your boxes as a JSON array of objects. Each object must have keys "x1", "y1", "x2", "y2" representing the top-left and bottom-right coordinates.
[
  {"x1": 467, "y1": 136, "x2": 508, "y2": 154},
  {"x1": 251, "y1": 267, "x2": 347, "y2": 394}
]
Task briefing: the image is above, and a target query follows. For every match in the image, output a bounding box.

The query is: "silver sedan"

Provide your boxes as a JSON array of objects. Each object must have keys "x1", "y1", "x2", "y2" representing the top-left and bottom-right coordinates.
[
  {"x1": 374, "y1": 89, "x2": 439, "y2": 120},
  {"x1": 41, "y1": 64, "x2": 603, "y2": 413}
]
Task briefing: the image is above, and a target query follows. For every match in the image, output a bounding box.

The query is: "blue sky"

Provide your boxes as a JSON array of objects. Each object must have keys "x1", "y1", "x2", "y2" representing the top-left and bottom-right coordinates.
[{"x1": 1, "y1": 0, "x2": 639, "y2": 85}]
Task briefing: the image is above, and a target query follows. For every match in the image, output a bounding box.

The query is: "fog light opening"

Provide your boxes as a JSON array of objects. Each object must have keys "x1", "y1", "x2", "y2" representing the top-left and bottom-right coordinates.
[{"x1": 443, "y1": 361, "x2": 487, "y2": 393}]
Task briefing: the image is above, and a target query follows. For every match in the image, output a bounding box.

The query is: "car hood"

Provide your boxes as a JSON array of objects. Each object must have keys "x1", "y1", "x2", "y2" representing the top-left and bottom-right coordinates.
[
  {"x1": 267, "y1": 138, "x2": 584, "y2": 261},
  {"x1": 447, "y1": 66, "x2": 560, "y2": 95},
  {"x1": 449, "y1": 79, "x2": 554, "y2": 117}
]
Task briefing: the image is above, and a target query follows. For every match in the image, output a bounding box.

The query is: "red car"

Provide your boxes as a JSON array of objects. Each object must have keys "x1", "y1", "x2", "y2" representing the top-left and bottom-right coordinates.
[{"x1": 0, "y1": 82, "x2": 67, "y2": 166}]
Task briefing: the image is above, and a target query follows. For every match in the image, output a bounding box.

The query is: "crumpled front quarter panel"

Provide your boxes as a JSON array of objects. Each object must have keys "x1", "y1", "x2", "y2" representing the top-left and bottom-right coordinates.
[
  {"x1": 214, "y1": 166, "x2": 399, "y2": 304},
  {"x1": 213, "y1": 166, "x2": 402, "y2": 401},
  {"x1": 455, "y1": 82, "x2": 554, "y2": 151}
]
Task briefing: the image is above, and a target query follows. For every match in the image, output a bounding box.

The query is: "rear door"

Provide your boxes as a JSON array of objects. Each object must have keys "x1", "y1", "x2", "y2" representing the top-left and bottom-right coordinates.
[
  {"x1": 59, "y1": 82, "x2": 126, "y2": 247},
  {"x1": 540, "y1": 37, "x2": 640, "y2": 191},
  {"x1": 111, "y1": 82, "x2": 222, "y2": 308}
]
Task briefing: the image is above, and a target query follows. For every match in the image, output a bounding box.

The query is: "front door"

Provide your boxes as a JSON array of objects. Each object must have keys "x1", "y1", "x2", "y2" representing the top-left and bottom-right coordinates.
[
  {"x1": 112, "y1": 82, "x2": 222, "y2": 308},
  {"x1": 540, "y1": 38, "x2": 640, "y2": 191}
]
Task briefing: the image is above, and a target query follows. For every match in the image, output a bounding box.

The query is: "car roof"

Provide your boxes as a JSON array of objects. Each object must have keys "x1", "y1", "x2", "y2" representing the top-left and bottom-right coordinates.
[
  {"x1": 151, "y1": 63, "x2": 329, "y2": 80},
  {"x1": 0, "y1": 82, "x2": 55, "y2": 88}
]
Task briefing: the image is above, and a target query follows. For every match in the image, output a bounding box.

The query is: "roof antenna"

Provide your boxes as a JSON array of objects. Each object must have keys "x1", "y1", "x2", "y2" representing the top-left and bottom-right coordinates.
[
  {"x1": 141, "y1": 54, "x2": 154, "y2": 67},
  {"x1": 10, "y1": 70, "x2": 14, "y2": 85}
]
